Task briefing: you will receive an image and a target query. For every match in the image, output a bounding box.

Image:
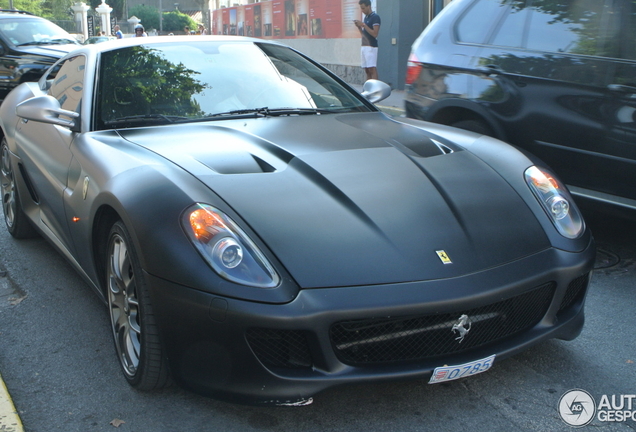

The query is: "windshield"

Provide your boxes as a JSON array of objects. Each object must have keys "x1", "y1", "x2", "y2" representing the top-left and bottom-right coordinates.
[
  {"x1": 0, "y1": 17, "x2": 79, "y2": 46},
  {"x1": 96, "y1": 41, "x2": 373, "y2": 129}
]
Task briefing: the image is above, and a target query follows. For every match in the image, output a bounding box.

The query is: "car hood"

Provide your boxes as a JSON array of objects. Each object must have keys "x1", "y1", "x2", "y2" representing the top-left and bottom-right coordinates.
[{"x1": 119, "y1": 113, "x2": 549, "y2": 288}]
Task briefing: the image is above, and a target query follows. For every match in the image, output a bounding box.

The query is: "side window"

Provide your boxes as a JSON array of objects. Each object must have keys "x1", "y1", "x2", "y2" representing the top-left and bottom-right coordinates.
[
  {"x1": 525, "y1": 0, "x2": 620, "y2": 58},
  {"x1": 456, "y1": 0, "x2": 509, "y2": 44},
  {"x1": 622, "y1": 0, "x2": 636, "y2": 60},
  {"x1": 47, "y1": 55, "x2": 86, "y2": 114},
  {"x1": 490, "y1": 3, "x2": 530, "y2": 48}
]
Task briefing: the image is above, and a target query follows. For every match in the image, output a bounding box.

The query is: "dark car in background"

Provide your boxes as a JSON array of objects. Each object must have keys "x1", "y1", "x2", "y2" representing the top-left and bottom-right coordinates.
[
  {"x1": 0, "y1": 9, "x2": 80, "y2": 99},
  {"x1": 405, "y1": 0, "x2": 636, "y2": 213}
]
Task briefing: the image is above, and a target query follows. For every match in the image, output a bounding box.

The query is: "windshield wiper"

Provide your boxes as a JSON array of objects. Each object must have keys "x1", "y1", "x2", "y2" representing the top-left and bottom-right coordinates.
[
  {"x1": 183, "y1": 107, "x2": 345, "y2": 123},
  {"x1": 16, "y1": 41, "x2": 43, "y2": 47},
  {"x1": 260, "y1": 108, "x2": 348, "y2": 116},
  {"x1": 104, "y1": 114, "x2": 189, "y2": 126},
  {"x1": 16, "y1": 38, "x2": 79, "y2": 46},
  {"x1": 51, "y1": 38, "x2": 80, "y2": 45}
]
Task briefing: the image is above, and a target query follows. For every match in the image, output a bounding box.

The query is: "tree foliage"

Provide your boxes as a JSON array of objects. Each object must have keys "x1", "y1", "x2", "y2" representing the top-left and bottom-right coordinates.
[
  {"x1": 128, "y1": 5, "x2": 160, "y2": 30},
  {"x1": 161, "y1": 11, "x2": 198, "y2": 33},
  {"x1": 100, "y1": 46, "x2": 208, "y2": 121},
  {"x1": 0, "y1": 0, "x2": 43, "y2": 15},
  {"x1": 41, "y1": 0, "x2": 74, "y2": 20}
]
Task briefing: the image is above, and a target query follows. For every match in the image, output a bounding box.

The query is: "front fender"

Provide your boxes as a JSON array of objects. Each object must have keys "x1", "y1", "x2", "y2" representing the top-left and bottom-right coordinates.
[{"x1": 65, "y1": 132, "x2": 299, "y2": 304}]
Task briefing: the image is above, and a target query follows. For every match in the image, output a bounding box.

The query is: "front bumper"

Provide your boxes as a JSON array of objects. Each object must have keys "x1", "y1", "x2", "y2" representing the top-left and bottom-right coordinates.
[{"x1": 148, "y1": 240, "x2": 594, "y2": 405}]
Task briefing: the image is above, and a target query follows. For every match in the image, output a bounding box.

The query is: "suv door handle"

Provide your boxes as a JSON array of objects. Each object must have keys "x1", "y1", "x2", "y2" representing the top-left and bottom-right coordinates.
[
  {"x1": 608, "y1": 84, "x2": 636, "y2": 95},
  {"x1": 478, "y1": 64, "x2": 503, "y2": 74}
]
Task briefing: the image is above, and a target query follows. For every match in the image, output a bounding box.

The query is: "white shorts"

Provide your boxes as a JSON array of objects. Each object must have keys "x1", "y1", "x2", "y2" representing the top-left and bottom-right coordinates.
[{"x1": 361, "y1": 46, "x2": 378, "y2": 69}]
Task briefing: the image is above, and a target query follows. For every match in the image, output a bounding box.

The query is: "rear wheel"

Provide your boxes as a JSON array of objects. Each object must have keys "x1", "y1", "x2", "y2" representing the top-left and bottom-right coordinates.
[
  {"x1": 106, "y1": 221, "x2": 170, "y2": 390},
  {"x1": 1, "y1": 139, "x2": 38, "y2": 239}
]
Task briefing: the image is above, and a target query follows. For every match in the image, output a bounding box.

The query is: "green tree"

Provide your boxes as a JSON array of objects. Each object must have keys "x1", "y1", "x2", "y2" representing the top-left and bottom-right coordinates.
[
  {"x1": 161, "y1": 11, "x2": 197, "y2": 33},
  {"x1": 101, "y1": 46, "x2": 208, "y2": 120},
  {"x1": 41, "y1": 0, "x2": 74, "y2": 20},
  {"x1": 128, "y1": 4, "x2": 159, "y2": 30},
  {"x1": 0, "y1": 0, "x2": 43, "y2": 15}
]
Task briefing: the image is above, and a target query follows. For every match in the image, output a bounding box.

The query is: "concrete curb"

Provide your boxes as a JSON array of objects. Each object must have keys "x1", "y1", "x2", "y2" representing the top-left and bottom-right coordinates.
[{"x1": 0, "y1": 372, "x2": 23, "y2": 432}]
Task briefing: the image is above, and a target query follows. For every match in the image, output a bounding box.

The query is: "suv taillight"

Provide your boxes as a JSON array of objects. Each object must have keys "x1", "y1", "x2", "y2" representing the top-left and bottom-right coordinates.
[{"x1": 405, "y1": 53, "x2": 422, "y2": 85}]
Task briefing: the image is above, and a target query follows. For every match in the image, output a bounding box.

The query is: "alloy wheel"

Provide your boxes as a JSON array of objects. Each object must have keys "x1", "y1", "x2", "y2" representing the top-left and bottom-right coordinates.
[
  {"x1": 0, "y1": 144, "x2": 16, "y2": 229},
  {"x1": 107, "y1": 232, "x2": 142, "y2": 377}
]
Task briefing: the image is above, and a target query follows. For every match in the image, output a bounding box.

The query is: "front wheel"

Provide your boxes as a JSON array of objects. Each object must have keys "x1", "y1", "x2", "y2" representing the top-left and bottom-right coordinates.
[
  {"x1": 1, "y1": 138, "x2": 37, "y2": 239},
  {"x1": 106, "y1": 221, "x2": 170, "y2": 390}
]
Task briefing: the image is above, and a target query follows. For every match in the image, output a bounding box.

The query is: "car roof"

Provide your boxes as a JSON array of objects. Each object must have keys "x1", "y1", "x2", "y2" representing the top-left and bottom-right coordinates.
[
  {"x1": 72, "y1": 35, "x2": 281, "y2": 56},
  {"x1": 0, "y1": 9, "x2": 34, "y2": 16},
  {"x1": 0, "y1": 10, "x2": 42, "y2": 19}
]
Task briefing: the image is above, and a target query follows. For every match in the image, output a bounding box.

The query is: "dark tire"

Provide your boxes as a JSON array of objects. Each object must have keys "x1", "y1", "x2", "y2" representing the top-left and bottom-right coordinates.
[
  {"x1": 106, "y1": 221, "x2": 170, "y2": 390},
  {"x1": 450, "y1": 119, "x2": 493, "y2": 137},
  {"x1": 1, "y1": 138, "x2": 38, "y2": 239}
]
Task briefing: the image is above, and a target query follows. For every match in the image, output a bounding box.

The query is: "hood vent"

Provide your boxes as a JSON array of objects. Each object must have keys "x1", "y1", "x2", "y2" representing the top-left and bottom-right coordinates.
[{"x1": 196, "y1": 151, "x2": 277, "y2": 174}]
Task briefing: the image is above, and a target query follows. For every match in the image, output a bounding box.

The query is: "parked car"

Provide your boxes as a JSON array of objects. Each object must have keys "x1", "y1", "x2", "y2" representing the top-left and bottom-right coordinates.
[
  {"x1": 0, "y1": 36, "x2": 595, "y2": 405},
  {"x1": 405, "y1": 0, "x2": 636, "y2": 213},
  {"x1": 0, "y1": 9, "x2": 80, "y2": 99}
]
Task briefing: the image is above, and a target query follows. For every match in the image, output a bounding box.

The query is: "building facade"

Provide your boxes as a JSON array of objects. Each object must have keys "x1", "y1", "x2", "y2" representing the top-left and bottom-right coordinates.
[{"x1": 211, "y1": 0, "x2": 451, "y2": 89}]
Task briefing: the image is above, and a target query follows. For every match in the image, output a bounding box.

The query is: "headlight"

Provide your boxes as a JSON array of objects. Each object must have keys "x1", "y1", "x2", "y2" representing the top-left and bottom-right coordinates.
[
  {"x1": 525, "y1": 166, "x2": 584, "y2": 239},
  {"x1": 182, "y1": 204, "x2": 280, "y2": 288}
]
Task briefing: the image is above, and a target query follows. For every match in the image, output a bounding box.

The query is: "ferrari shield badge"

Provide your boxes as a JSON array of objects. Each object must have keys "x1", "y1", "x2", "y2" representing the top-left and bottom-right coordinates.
[{"x1": 436, "y1": 250, "x2": 452, "y2": 264}]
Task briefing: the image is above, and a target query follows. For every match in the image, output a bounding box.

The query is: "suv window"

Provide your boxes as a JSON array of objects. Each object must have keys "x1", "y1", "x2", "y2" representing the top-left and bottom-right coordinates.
[
  {"x1": 456, "y1": 0, "x2": 508, "y2": 44},
  {"x1": 483, "y1": 0, "x2": 622, "y2": 58},
  {"x1": 524, "y1": 0, "x2": 620, "y2": 58},
  {"x1": 624, "y1": 1, "x2": 636, "y2": 60}
]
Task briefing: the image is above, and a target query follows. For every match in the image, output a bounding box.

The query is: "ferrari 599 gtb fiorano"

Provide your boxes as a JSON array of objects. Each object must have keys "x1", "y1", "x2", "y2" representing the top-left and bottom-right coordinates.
[{"x1": 0, "y1": 36, "x2": 595, "y2": 405}]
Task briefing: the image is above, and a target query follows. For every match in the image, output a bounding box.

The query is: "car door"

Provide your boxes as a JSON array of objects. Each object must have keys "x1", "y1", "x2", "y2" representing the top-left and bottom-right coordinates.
[
  {"x1": 14, "y1": 54, "x2": 85, "y2": 252},
  {"x1": 470, "y1": 0, "x2": 629, "y2": 199},
  {"x1": 598, "y1": 0, "x2": 636, "y2": 202},
  {"x1": 0, "y1": 26, "x2": 18, "y2": 97}
]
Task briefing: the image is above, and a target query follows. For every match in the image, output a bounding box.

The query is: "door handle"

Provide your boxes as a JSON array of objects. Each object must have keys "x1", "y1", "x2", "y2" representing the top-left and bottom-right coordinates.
[
  {"x1": 478, "y1": 64, "x2": 503, "y2": 76},
  {"x1": 608, "y1": 84, "x2": 636, "y2": 96}
]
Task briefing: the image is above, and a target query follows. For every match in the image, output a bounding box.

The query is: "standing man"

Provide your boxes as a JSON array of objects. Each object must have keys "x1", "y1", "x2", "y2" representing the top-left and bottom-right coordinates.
[
  {"x1": 113, "y1": 25, "x2": 123, "y2": 39},
  {"x1": 354, "y1": 0, "x2": 381, "y2": 80}
]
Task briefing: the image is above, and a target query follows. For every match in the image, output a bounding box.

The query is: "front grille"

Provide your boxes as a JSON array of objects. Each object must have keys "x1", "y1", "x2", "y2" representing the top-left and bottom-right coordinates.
[
  {"x1": 558, "y1": 273, "x2": 589, "y2": 313},
  {"x1": 246, "y1": 328, "x2": 313, "y2": 369},
  {"x1": 330, "y1": 282, "x2": 556, "y2": 365}
]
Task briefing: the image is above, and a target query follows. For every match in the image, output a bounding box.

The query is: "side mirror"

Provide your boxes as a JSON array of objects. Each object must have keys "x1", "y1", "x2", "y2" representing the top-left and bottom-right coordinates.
[
  {"x1": 16, "y1": 95, "x2": 79, "y2": 129},
  {"x1": 361, "y1": 79, "x2": 391, "y2": 104}
]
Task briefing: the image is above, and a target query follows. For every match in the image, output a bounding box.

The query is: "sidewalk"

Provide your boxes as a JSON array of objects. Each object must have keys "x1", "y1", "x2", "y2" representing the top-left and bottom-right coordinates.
[{"x1": 0, "y1": 372, "x2": 23, "y2": 432}]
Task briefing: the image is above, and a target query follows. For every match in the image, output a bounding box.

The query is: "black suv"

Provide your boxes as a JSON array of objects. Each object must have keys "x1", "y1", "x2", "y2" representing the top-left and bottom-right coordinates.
[
  {"x1": 0, "y1": 9, "x2": 80, "y2": 99},
  {"x1": 405, "y1": 0, "x2": 636, "y2": 212}
]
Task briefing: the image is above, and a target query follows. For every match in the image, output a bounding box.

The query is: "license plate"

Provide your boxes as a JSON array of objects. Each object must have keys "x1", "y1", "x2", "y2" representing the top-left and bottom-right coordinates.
[{"x1": 428, "y1": 355, "x2": 495, "y2": 384}]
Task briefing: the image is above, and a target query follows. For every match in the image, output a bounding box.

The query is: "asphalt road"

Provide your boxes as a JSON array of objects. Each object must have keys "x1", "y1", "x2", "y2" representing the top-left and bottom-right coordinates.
[{"x1": 0, "y1": 206, "x2": 634, "y2": 432}]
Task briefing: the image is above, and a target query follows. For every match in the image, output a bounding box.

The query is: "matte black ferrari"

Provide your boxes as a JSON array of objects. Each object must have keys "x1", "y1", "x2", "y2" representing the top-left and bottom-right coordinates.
[{"x1": 0, "y1": 36, "x2": 595, "y2": 405}]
